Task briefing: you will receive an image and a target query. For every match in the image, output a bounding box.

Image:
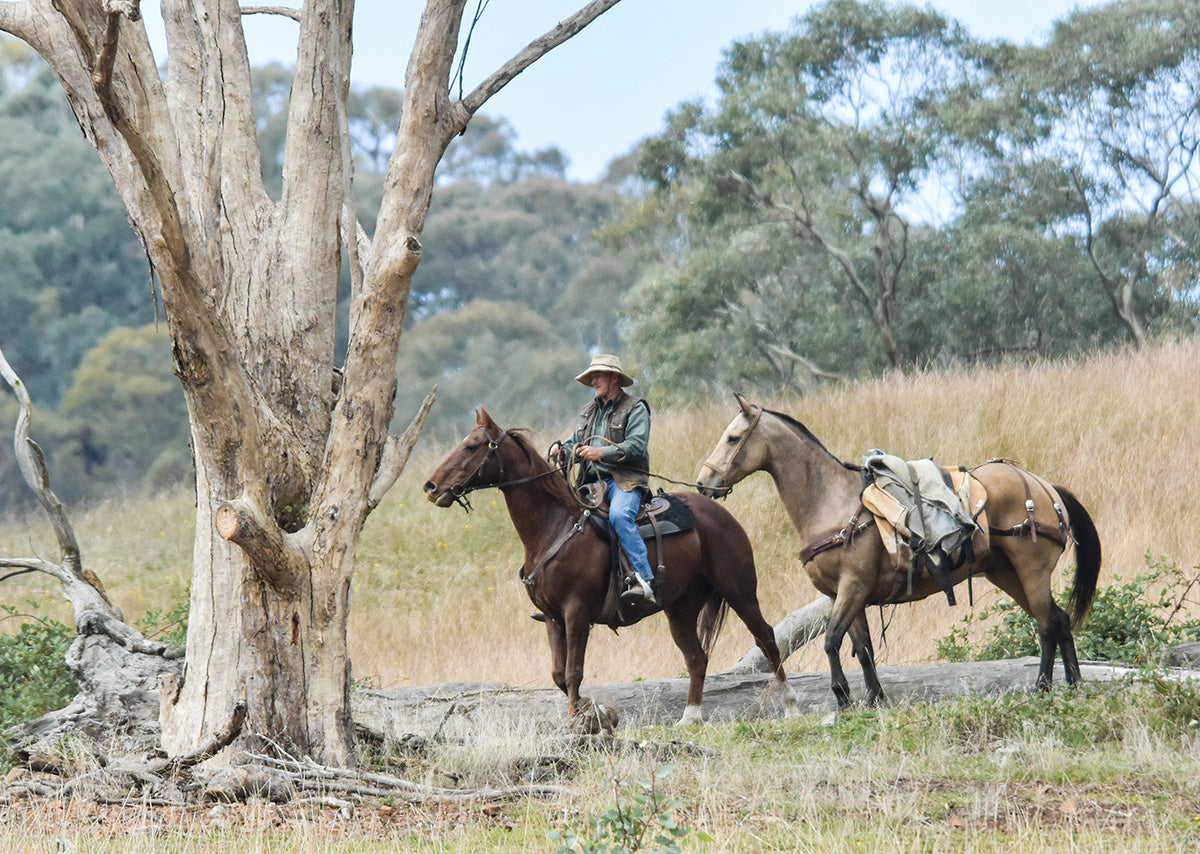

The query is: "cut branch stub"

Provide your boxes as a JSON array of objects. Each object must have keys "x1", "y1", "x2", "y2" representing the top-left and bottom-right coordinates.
[{"x1": 216, "y1": 497, "x2": 305, "y2": 595}]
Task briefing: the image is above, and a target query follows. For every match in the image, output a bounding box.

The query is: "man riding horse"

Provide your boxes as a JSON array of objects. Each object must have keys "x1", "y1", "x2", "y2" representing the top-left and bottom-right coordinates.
[{"x1": 550, "y1": 354, "x2": 656, "y2": 605}]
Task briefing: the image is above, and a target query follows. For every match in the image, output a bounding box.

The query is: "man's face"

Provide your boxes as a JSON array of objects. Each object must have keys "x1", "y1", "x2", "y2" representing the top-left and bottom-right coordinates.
[{"x1": 590, "y1": 371, "x2": 620, "y2": 401}]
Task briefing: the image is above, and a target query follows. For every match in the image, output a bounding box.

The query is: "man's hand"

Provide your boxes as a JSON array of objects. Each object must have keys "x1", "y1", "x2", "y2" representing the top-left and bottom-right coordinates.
[{"x1": 575, "y1": 445, "x2": 604, "y2": 463}]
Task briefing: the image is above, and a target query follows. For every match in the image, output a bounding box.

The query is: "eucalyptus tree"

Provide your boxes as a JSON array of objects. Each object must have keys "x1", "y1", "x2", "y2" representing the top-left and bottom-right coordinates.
[
  {"x1": 626, "y1": 0, "x2": 980, "y2": 387},
  {"x1": 393, "y1": 299, "x2": 584, "y2": 442},
  {"x1": 0, "y1": 40, "x2": 147, "y2": 407},
  {"x1": 1042, "y1": 0, "x2": 1200, "y2": 344},
  {"x1": 0, "y1": 0, "x2": 623, "y2": 767},
  {"x1": 413, "y1": 175, "x2": 623, "y2": 321},
  {"x1": 944, "y1": 0, "x2": 1200, "y2": 347}
]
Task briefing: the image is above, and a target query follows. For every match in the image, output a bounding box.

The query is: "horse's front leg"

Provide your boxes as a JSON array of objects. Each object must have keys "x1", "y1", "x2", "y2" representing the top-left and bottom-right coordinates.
[
  {"x1": 562, "y1": 610, "x2": 592, "y2": 718},
  {"x1": 848, "y1": 611, "x2": 886, "y2": 706},
  {"x1": 823, "y1": 599, "x2": 859, "y2": 710},
  {"x1": 544, "y1": 615, "x2": 568, "y2": 696}
]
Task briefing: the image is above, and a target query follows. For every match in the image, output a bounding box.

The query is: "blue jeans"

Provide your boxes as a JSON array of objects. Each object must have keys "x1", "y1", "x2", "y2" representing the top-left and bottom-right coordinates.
[{"x1": 605, "y1": 477, "x2": 654, "y2": 582}]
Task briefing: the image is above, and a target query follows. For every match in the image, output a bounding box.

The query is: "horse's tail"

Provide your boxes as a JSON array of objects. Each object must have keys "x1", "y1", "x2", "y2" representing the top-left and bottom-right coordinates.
[
  {"x1": 697, "y1": 591, "x2": 731, "y2": 658},
  {"x1": 1056, "y1": 485, "x2": 1102, "y2": 630}
]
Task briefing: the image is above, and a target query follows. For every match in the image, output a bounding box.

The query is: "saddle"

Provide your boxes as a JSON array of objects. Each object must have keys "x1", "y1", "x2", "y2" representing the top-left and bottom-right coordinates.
[
  {"x1": 578, "y1": 488, "x2": 697, "y2": 630},
  {"x1": 860, "y1": 452, "x2": 990, "y2": 606},
  {"x1": 577, "y1": 485, "x2": 697, "y2": 538}
]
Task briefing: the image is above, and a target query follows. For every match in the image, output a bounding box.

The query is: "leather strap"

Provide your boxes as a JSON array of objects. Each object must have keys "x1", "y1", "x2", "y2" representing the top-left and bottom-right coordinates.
[{"x1": 800, "y1": 504, "x2": 872, "y2": 564}]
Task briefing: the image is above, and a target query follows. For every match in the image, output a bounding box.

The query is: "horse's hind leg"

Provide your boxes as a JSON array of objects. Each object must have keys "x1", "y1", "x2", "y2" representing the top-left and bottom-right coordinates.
[
  {"x1": 848, "y1": 612, "x2": 886, "y2": 706},
  {"x1": 664, "y1": 595, "x2": 710, "y2": 724},
  {"x1": 1052, "y1": 602, "x2": 1083, "y2": 686},
  {"x1": 724, "y1": 592, "x2": 799, "y2": 716},
  {"x1": 990, "y1": 563, "x2": 1063, "y2": 692}
]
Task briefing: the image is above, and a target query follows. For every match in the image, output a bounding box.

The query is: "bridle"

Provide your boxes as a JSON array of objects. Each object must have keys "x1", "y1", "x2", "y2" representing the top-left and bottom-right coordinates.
[
  {"x1": 701, "y1": 406, "x2": 763, "y2": 498},
  {"x1": 448, "y1": 426, "x2": 560, "y2": 511}
]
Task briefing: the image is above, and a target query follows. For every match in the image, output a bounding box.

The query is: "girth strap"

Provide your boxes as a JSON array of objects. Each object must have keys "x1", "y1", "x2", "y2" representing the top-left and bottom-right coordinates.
[
  {"x1": 990, "y1": 520, "x2": 1068, "y2": 548},
  {"x1": 800, "y1": 504, "x2": 873, "y2": 564}
]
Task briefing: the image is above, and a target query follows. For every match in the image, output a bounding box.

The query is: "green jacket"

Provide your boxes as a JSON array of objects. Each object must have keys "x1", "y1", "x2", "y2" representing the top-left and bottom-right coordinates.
[{"x1": 562, "y1": 390, "x2": 651, "y2": 493}]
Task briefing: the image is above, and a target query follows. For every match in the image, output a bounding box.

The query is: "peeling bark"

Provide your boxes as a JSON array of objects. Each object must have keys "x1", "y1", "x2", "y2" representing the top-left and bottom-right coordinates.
[{"x1": 1, "y1": 0, "x2": 627, "y2": 769}]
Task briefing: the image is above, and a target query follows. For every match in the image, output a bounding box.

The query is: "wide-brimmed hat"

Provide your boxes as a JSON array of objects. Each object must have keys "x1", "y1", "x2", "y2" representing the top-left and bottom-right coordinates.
[{"x1": 575, "y1": 354, "x2": 634, "y2": 387}]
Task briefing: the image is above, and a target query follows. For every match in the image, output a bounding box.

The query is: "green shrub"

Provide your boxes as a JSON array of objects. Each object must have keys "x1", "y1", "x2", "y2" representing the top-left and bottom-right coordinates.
[
  {"x1": 0, "y1": 602, "x2": 77, "y2": 735},
  {"x1": 937, "y1": 555, "x2": 1200, "y2": 665},
  {"x1": 134, "y1": 587, "x2": 190, "y2": 650},
  {"x1": 548, "y1": 764, "x2": 710, "y2": 853}
]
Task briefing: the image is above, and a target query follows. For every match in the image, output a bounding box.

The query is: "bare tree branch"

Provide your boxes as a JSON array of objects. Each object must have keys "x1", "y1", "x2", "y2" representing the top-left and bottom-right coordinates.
[
  {"x1": 369, "y1": 387, "x2": 438, "y2": 508},
  {"x1": 242, "y1": 5, "x2": 302, "y2": 22},
  {"x1": 459, "y1": 0, "x2": 623, "y2": 115}
]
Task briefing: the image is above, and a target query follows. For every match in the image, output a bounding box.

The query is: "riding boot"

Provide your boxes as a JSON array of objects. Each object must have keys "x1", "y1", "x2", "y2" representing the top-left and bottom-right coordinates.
[{"x1": 620, "y1": 572, "x2": 655, "y2": 605}]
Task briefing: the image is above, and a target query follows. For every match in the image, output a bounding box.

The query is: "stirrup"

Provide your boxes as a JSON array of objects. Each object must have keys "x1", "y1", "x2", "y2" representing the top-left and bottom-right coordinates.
[{"x1": 621, "y1": 574, "x2": 655, "y2": 604}]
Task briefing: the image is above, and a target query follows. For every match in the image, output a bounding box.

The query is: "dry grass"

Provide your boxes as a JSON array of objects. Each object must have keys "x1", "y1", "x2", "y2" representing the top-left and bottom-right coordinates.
[
  {"x1": 4, "y1": 684, "x2": 1200, "y2": 852},
  {"x1": 350, "y1": 338, "x2": 1200, "y2": 688},
  {"x1": 3, "y1": 339, "x2": 1198, "y2": 691}
]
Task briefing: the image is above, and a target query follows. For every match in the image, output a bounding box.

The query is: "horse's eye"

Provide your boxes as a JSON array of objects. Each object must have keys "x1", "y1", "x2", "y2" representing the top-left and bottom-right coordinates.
[{"x1": 727, "y1": 434, "x2": 741, "y2": 445}]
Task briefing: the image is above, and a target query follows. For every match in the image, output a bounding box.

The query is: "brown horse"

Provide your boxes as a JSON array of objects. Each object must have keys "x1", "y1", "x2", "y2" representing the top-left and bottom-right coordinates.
[
  {"x1": 697, "y1": 395, "x2": 1102, "y2": 710},
  {"x1": 424, "y1": 408, "x2": 797, "y2": 726}
]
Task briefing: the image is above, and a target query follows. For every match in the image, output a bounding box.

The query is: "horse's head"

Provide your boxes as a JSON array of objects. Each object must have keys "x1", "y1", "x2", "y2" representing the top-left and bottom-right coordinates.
[
  {"x1": 696, "y1": 393, "x2": 768, "y2": 498},
  {"x1": 424, "y1": 407, "x2": 507, "y2": 509}
]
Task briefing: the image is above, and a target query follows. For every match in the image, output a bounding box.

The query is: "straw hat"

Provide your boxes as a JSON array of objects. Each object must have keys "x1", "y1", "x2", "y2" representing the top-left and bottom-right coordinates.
[{"x1": 575, "y1": 353, "x2": 634, "y2": 387}]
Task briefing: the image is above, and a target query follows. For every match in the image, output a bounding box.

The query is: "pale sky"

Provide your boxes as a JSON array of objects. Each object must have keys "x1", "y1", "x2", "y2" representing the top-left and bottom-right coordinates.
[{"x1": 152, "y1": 1, "x2": 1103, "y2": 181}]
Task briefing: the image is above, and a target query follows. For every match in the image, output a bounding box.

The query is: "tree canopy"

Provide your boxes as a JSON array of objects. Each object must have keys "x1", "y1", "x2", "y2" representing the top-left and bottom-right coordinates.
[{"x1": 617, "y1": 0, "x2": 1199, "y2": 396}]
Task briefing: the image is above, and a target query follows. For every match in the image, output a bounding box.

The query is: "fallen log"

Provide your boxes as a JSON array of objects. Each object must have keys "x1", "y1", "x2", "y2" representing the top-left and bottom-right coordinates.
[{"x1": 353, "y1": 657, "x2": 1193, "y2": 741}]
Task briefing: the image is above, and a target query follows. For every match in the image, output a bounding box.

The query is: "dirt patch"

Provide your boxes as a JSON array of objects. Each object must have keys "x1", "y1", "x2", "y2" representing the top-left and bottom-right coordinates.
[{"x1": 0, "y1": 795, "x2": 517, "y2": 845}]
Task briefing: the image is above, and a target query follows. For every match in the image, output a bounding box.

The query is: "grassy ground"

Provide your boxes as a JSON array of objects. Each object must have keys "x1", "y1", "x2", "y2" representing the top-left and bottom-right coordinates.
[
  {"x1": 4, "y1": 680, "x2": 1200, "y2": 852},
  {"x1": 3, "y1": 338, "x2": 1200, "y2": 850}
]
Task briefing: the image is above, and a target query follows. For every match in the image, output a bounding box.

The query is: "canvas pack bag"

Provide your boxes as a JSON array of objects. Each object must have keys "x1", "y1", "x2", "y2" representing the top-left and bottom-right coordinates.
[{"x1": 861, "y1": 452, "x2": 989, "y2": 605}]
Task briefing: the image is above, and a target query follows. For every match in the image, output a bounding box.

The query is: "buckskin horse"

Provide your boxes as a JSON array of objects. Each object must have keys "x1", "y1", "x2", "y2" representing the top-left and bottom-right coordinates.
[
  {"x1": 424, "y1": 408, "x2": 798, "y2": 726},
  {"x1": 696, "y1": 394, "x2": 1102, "y2": 710}
]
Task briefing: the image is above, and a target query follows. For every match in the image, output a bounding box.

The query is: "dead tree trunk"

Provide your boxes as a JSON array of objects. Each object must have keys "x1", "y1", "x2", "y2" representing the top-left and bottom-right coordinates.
[
  {"x1": 722, "y1": 596, "x2": 832, "y2": 675},
  {"x1": 0, "y1": 0, "x2": 623, "y2": 768},
  {"x1": 1, "y1": 349, "x2": 182, "y2": 757}
]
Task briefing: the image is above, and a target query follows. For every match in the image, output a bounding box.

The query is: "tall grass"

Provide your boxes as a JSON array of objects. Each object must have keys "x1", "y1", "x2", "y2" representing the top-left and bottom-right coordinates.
[
  {"x1": 6, "y1": 680, "x2": 1200, "y2": 852},
  {"x1": 3, "y1": 339, "x2": 1198, "y2": 692}
]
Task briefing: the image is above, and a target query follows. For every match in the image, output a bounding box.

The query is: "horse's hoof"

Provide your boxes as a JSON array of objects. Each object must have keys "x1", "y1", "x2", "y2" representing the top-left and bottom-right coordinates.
[
  {"x1": 568, "y1": 700, "x2": 619, "y2": 734},
  {"x1": 675, "y1": 704, "x2": 704, "y2": 726}
]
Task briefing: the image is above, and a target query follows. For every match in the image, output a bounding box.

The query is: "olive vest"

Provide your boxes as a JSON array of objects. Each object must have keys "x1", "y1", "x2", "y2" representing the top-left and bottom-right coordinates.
[{"x1": 572, "y1": 391, "x2": 650, "y2": 492}]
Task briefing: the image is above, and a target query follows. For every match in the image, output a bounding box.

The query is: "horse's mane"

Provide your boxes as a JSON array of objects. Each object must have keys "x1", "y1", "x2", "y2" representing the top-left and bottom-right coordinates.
[
  {"x1": 505, "y1": 428, "x2": 581, "y2": 509},
  {"x1": 763, "y1": 408, "x2": 861, "y2": 472}
]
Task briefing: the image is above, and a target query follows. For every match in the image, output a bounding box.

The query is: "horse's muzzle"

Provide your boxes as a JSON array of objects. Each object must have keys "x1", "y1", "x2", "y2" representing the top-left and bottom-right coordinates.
[
  {"x1": 695, "y1": 479, "x2": 732, "y2": 499},
  {"x1": 423, "y1": 481, "x2": 456, "y2": 507}
]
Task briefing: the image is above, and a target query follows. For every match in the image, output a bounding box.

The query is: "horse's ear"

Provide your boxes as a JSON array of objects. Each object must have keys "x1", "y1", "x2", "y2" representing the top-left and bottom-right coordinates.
[
  {"x1": 477, "y1": 407, "x2": 499, "y2": 432},
  {"x1": 734, "y1": 392, "x2": 756, "y2": 416}
]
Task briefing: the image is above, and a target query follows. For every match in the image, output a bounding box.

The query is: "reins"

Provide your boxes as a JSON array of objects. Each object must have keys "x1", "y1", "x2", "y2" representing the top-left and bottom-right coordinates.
[{"x1": 568, "y1": 433, "x2": 706, "y2": 499}]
